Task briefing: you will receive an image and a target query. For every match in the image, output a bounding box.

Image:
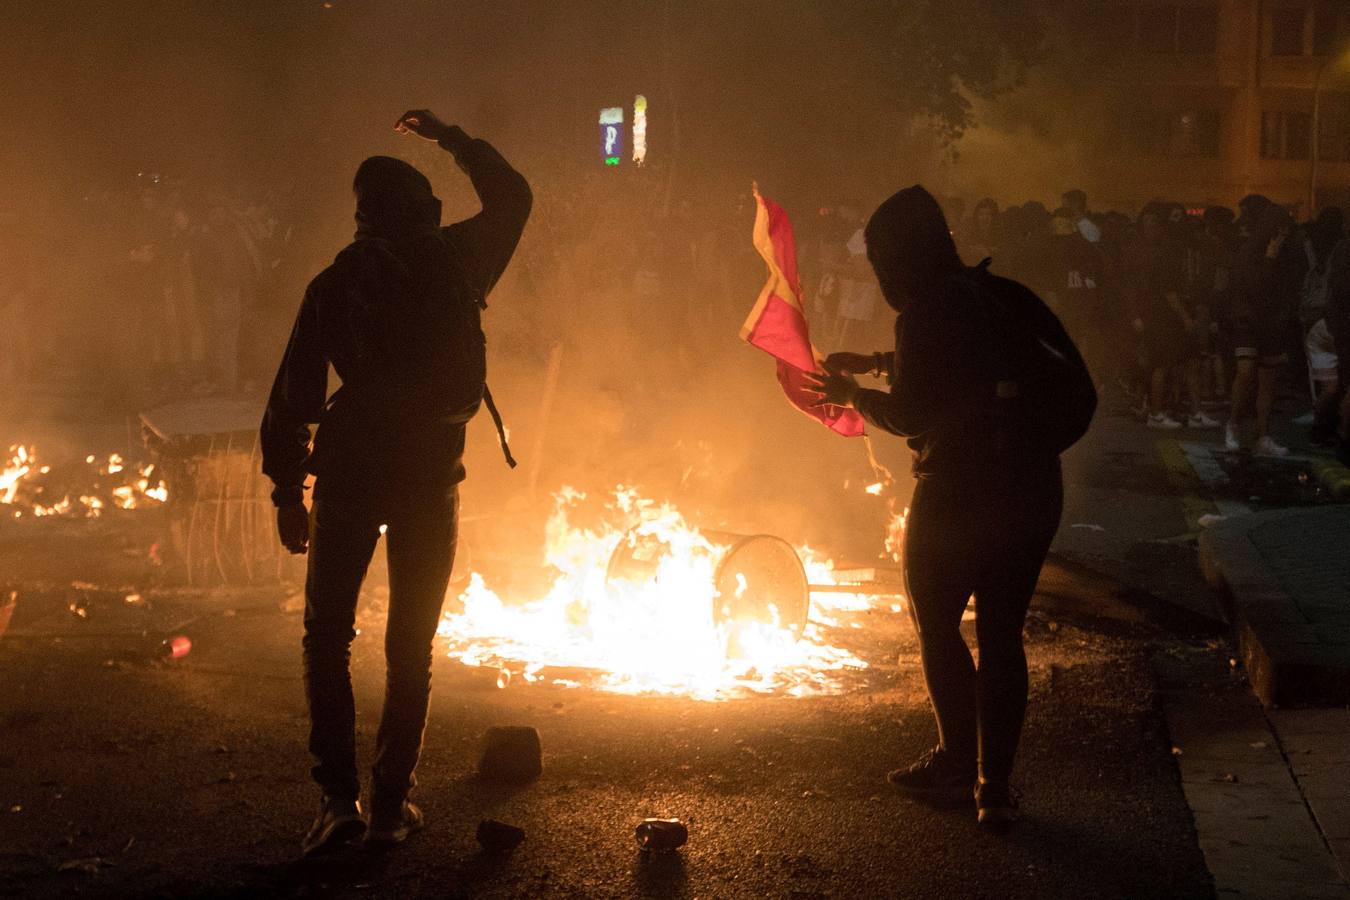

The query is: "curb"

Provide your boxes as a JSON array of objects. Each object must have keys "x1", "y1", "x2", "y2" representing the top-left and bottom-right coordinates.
[{"x1": 1199, "y1": 508, "x2": 1350, "y2": 707}]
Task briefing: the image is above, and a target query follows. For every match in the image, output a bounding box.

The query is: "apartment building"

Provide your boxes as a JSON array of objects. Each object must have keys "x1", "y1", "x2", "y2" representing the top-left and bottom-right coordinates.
[{"x1": 1077, "y1": 0, "x2": 1350, "y2": 213}]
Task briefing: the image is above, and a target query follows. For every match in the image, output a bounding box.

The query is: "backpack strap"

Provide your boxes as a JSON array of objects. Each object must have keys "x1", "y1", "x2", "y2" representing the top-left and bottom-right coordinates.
[{"x1": 482, "y1": 384, "x2": 517, "y2": 468}]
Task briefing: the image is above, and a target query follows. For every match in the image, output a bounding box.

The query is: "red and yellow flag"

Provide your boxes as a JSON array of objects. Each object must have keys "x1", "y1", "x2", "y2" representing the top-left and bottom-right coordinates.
[{"x1": 740, "y1": 187, "x2": 865, "y2": 437}]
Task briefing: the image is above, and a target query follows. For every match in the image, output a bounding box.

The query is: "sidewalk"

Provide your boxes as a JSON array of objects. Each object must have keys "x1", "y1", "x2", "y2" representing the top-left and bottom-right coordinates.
[
  {"x1": 1189, "y1": 495, "x2": 1350, "y2": 896},
  {"x1": 1200, "y1": 506, "x2": 1350, "y2": 707}
]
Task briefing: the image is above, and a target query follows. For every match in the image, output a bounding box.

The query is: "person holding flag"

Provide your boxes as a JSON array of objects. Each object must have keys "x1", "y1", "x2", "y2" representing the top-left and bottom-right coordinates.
[{"x1": 802, "y1": 186, "x2": 1094, "y2": 831}]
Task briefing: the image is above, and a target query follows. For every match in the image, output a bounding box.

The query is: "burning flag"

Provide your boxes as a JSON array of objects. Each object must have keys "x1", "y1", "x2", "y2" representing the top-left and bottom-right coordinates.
[{"x1": 740, "y1": 187, "x2": 865, "y2": 437}]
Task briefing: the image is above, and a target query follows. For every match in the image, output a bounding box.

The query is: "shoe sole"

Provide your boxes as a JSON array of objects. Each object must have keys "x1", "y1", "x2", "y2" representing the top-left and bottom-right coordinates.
[
  {"x1": 365, "y1": 819, "x2": 425, "y2": 848},
  {"x1": 977, "y1": 808, "x2": 1017, "y2": 832},
  {"x1": 302, "y1": 817, "x2": 367, "y2": 858}
]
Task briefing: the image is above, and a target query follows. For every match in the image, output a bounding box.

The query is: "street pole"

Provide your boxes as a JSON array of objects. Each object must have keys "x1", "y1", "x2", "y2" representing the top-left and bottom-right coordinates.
[
  {"x1": 1309, "y1": 58, "x2": 1327, "y2": 219},
  {"x1": 1309, "y1": 46, "x2": 1350, "y2": 219}
]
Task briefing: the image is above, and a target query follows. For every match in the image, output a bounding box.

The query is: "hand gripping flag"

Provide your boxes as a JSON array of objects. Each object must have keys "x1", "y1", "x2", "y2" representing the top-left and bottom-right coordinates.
[{"x1": 740, "y1": 187, "x2": 866, "y2": 437}]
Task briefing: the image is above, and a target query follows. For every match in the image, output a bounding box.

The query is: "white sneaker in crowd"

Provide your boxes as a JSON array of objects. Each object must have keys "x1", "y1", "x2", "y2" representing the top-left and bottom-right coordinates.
[
  {"x1": 1223, "y1": 424, "x2": 1241, "y2": 451},
  {"x1": 1148, "y1": 413, "x2": 1182, "y2": 430},
  {"x1": 1292, "y1": 412, "x2": 1316, "y2": 427},
  {"x1": 1254, "y1": 436, "x2": 1290, "y2": 458},
  {"x1": 1187, "y1": 412, "x2": 1221, "y2": 428}
]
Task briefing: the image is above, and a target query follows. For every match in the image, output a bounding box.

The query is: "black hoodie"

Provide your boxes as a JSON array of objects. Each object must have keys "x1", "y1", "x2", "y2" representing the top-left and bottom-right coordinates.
[
  {"x1": 260, "y1": 127, "x2": 532, "y2": 506},
  {"x1": 852, "y1": 186, "x2": 1076, "y2": 480}
]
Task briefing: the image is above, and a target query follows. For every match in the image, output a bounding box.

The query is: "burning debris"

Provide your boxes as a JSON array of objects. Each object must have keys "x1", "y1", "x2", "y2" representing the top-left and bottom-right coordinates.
[
  {"x1": 437, "y1": 487, "x2": 901, "y2": 700},
  {"x1": 1, "y1": 445, "x2": 168, "y2": 520}
]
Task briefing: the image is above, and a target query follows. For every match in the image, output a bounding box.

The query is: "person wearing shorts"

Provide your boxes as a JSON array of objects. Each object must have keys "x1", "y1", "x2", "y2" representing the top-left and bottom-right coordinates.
[{"x1": 1225, "y1": 198, "x2": 1301, "y2": 456}]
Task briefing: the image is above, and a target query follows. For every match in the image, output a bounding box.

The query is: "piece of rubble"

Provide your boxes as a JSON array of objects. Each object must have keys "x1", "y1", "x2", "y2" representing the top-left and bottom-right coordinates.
[
  {"x1": 477, "y1": 726, "x2": 542, "y2": 782},
  {"x1": 476, "y1": 819, "x2": 526, "y2": 852}
]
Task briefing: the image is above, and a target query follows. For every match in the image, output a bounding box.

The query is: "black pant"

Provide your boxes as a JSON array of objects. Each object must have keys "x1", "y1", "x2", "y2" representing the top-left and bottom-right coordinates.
[
  {"x1": 902, "y1": 465, "x2": 1062, "y2": 783},
  {"x1": 303, "y1": 486, "x2": 459, "y2": 803}
]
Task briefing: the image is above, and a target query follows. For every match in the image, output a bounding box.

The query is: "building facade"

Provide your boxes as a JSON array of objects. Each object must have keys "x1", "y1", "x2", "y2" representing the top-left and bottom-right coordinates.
[{"x1": 1081, "y1": 0, "x2": 1350, "y2": 214}]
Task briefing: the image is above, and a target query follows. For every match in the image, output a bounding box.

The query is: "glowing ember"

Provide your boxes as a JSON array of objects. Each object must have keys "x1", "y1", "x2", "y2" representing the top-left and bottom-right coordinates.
[
  {"x1": 437, "y1": 487, "x2": 879, "y2": 700},
  {"x1": 2, "y1": 445, "x2": 169, "y2": 518}
]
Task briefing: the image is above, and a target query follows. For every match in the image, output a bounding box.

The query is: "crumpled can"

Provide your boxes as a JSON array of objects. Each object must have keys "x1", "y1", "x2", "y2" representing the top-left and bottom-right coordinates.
[{"x1": 635, "y1": 818, "x2": 687, "y2": 852}]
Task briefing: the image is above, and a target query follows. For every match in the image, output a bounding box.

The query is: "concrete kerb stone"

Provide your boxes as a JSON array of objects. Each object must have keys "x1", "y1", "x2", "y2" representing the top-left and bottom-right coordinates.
[{"x1": 1199, "y1": 509, "x2": 1350, "y2": 708}]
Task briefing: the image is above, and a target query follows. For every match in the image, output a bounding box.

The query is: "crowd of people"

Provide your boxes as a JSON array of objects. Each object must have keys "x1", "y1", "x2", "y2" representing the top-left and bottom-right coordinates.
[
  {"x1": 808, "y1": 189, "x2": 1350, "y2": 462},
  {"x1": 0, "y1": 177, "x2": 304, "y2": 399},
  {"x1": 6, "y1": 168, "x2": 1350, "y2": 467}
]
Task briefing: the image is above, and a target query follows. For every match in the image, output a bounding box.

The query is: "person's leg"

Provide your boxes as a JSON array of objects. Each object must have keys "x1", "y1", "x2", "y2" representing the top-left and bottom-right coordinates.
[
  {"x1": 1313, "y1": 378, "x2": 1340, "y2": 441},
  {"x1": 371, "y1": 489, "x2": 460, "y2": 806},
  {"x1": 971, "y1": 473, "x2": 1063, "y2": 786},
  {"x1": 1255, "y1": 357, "x2": 1284, "y2": 441},
  {"x1": 1149, "y1": 366, "x2": 1167, "y2": 416},
  {"x1": 1337, "y1": 384, "x2": 1350, "y2": 460},
  {"x1": 303, "y1": 496, "x2": 382, "y2": 802},
  {"x1": 901, "y1": 479, "x2": 979, "y2": 769},
  {"x1": 1308, "y1": 323, "x2": 1340, "y2": 441},
  {"x1": 1185, "y1": 358, "x2": 1205, "y2": 417},
  {"x1": 1227, "y1": 354, "x2": 1256, "y2": 446}
]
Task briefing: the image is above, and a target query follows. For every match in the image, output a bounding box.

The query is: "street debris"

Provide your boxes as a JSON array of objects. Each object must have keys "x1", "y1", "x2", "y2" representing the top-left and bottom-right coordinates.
[
  {"x1": 635, "y1": 818, "x2": 688, "y2": 852},
  {"x1": 476, "y1": 819, "x2": 526, "y2": 852},
  {"x1": 57, "y1": 856, "x2": 112, "y2": 875},
  {"x1": 478, "y1": 726, "x2": 542, "y2": 782},
  {"x1": 161, "y1": 635, "x2": 192, "y2": 659}
]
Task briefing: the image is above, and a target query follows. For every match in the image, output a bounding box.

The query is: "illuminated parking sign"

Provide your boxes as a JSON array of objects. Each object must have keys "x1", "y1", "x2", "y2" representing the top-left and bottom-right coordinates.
[{"x1": 599, "y1": 107, "x2": 624, "y2": 166}]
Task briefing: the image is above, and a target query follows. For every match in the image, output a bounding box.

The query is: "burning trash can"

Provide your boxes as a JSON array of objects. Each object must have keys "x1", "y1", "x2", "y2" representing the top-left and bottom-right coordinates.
[{"x1": 606, "y1": 528, "x2": 811, "y2": 645}]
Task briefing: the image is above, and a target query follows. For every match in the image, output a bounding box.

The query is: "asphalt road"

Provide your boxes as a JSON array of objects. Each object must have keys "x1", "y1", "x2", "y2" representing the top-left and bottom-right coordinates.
[
  {"x1": 0, "y1": 568, "x2": 1215, "y2": 899},
  {"x1": 13, "y1": 389, "x2": 1332, "y2": 898}
]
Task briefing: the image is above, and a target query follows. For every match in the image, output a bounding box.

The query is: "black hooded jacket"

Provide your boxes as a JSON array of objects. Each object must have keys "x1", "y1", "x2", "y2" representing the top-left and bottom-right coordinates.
[
  {"x1": 260, "y1": 128, "x2": 532, "y2": 506},
  {"x1": 852, "y1": 186, "x2": 1079, "y2": 479}
]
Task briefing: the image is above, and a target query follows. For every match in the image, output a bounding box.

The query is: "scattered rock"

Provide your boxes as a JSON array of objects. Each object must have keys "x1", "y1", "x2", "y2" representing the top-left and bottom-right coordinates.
[
  {"x1": 476, "y1": 819, "x2": 526, "y2": 852},
  {"x1": 478, "y1": 726, "x2": 542, "y2": 782}
]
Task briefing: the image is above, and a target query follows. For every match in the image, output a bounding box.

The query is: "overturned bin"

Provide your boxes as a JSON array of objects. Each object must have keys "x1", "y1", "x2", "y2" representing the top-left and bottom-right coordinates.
[
  {"x1": 140, "y1": 398, "x2": 300, "y2": 587},
  {"x1": 606, "y1": 529, "x2": 811, "y2": 639}
]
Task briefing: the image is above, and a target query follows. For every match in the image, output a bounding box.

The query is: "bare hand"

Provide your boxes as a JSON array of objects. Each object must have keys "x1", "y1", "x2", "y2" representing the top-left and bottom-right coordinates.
[
  {"x1": 802, "y1": 370, "x2": 860, "y2": 409},
  {"x1": 822, "y1": 352, "x2": 874, "y2": 376},
  {"x1": 394, "y1": 109, "x2": 452, "y2": 142},
  {"x1": 1267, "y1": 228, "x2": 1289, "y2": 259},
  {"x1": 277, "y1": 503, "x2": 310, "y2": 555}
]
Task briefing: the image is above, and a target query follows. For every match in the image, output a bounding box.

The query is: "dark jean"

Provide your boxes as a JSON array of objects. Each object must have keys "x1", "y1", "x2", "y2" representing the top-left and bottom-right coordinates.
[
  {"x1": 302, "y1": 486, "x2": 459, "y2": 803},
  {"x1": 902, "y1": 464, "x2": 1063, "y2": 784}
]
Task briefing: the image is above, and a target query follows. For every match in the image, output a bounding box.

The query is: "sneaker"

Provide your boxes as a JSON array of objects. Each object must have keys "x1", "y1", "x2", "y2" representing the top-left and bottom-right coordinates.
[
  {"x1": 1254, "y1": 436, "x2": 1289, "y2": 458},
  {"x1": 1292, "y1": 411, "x2": 1316, "y2": 427},
  {"x1": 301, "y1": 796, "x2": 365, "y2": 857},
  {"x1": 975, "y1": 780, "x2": 1020, "y2": 832},
  {"x1": 1147, "y1": 413, "x2": 1182, "y2": 430},
  {"x1": 1187, "y1": 412, "x2": 1221, "y2": 428},
  {"x1": 1223, "y1": 423, "x2": 1241, "y2": 452},
  {"x1": 886, "y1": 747, "x2": 975, "y2": 804},
  {"x1": 365, "y1": 799, "x2": 424, "y2": 847}
]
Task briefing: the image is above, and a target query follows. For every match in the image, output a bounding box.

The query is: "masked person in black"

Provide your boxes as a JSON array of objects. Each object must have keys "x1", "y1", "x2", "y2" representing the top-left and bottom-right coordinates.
[
  {"x1": 805, "y1": 186, "x2": 1093, "y2": 831},
  {"x1": 261, "y1": 110, "x2": 531, "y2": 856}
]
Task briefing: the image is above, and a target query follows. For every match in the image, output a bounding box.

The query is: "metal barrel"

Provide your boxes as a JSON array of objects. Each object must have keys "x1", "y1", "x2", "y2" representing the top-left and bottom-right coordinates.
[{"x1": 605, "y1": 528, "x2": 810, "y2": 637}]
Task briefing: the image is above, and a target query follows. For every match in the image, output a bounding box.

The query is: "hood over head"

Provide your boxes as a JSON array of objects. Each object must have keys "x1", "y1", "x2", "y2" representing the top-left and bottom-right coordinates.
[
  {"x1": 352, "y1": 155, "x2": 442, "y2": 242},
  {"x1": 863, "y1": 185, "x2": 964, "y2": 312}
]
